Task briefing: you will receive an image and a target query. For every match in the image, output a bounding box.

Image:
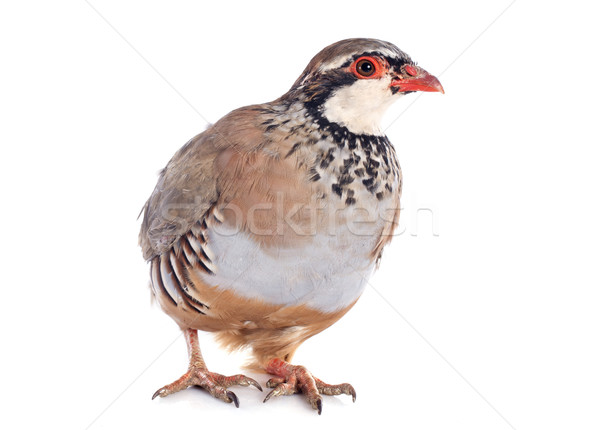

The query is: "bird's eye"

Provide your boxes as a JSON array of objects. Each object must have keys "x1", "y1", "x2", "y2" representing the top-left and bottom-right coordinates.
[
  {"x1": 350, "y1": 56, "x2": 384, "y2": 79},
  {"x1": 356, "y1": 59, "x2": 375, "y2": 77}
]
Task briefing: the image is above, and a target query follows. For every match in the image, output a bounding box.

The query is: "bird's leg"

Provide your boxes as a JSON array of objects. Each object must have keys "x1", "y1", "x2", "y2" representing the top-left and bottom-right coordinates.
[
  {"x1": 152, "y1": 329, "x2": 262, "y2": 407},
  {"x1": 263, "y1": 358, "x2": 356, "y2": 414}
]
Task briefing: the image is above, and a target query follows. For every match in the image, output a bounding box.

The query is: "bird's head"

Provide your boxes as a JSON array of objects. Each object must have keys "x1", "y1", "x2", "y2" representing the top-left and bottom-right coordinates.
[{"x1": 287, "y1": 38, "x2": 444, "y2": 136}]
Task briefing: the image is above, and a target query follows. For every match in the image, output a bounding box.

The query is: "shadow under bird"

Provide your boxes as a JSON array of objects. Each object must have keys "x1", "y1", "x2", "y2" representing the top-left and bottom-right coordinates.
[{"x1": 139, "y1": 38, "x2": 443, "y2": 414}]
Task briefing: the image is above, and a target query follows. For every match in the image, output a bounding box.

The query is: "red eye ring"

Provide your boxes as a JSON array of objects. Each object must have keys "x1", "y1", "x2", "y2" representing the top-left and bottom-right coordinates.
[
  {"x1": 350, "y1": 56, "x2": 385, "y2": 79},
  {"x1": 404, "y1": 65, "x2": 418, "y2": 76}
]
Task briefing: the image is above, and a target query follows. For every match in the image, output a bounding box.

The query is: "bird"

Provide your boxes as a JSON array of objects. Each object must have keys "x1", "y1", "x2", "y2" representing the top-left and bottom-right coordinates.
[{"x1": 139, "y1": 38, "x2": 443, "y2": 414}]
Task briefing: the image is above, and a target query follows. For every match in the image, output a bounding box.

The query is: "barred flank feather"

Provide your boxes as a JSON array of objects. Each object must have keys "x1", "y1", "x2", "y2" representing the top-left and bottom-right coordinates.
[{"x1": 149, "y1": 213, "x2": 218, "y2": 316}]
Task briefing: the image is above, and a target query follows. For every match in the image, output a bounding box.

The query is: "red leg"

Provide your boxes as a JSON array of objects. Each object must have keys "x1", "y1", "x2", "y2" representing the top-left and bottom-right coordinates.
[{"x1": 152, "y1": 329, "x2": 262, "y2": 407}]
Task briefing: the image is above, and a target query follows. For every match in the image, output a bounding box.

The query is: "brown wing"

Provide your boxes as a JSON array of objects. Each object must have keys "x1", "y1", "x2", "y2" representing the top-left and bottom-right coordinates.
[{"x1": 138, "y1": 105, "x2": 267, "y2": 260}]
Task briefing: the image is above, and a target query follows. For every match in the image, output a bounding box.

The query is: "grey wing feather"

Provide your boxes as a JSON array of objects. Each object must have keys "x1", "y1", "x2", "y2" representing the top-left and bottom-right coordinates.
[{"x1": 139, "y1": 131, "x2": 220, "y2": 260}]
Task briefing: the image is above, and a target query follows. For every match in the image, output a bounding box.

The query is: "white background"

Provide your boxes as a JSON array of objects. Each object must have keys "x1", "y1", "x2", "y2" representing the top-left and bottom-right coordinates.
[{"x1": 1, "y1": 1, "x2": 599, "y2": 429}]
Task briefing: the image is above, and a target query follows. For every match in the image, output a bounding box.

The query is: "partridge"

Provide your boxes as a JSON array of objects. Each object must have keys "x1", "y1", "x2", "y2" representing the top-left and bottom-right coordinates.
[{"x1": 139, "y1": 38, "x2": 443, "y2": 414}]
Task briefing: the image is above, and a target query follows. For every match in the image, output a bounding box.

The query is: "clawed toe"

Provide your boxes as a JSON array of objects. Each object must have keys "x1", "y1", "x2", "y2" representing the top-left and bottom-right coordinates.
[
  {"x1": 225, "y1": 390, "x2": 239, "y2": 408},
  {"x1": 151, "y1": 387, "x2": 169, "y2": 400},
  {"x1": 217, "y1": 374, "x2": 263, "y2": 392},
  {"x1": 263, "y1": 379, "x2": 299, "y2": 403},
  {"x1": 315, "y1": 378, "x2": 356, "y2": 402}
]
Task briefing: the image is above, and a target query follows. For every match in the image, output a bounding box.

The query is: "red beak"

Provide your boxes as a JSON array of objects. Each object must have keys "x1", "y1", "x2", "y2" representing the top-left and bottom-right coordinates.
[{"x1": 391, "y1": 68, "x2": 444, "y2": 94}]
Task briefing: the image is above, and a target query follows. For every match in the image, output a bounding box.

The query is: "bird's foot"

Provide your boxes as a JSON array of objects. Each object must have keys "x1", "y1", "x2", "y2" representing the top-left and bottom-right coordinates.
[
  {"x1": 263, "y1": 358, "x2": 356, "y2": 414},
  {"x1": 152, "y1": 365, "x2": 262, "y2": 407}
]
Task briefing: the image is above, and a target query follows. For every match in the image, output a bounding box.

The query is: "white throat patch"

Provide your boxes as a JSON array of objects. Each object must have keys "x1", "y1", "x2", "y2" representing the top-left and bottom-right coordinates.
[{"x1": 322, "y1": 78, "x2": 400, "y2": 136}]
